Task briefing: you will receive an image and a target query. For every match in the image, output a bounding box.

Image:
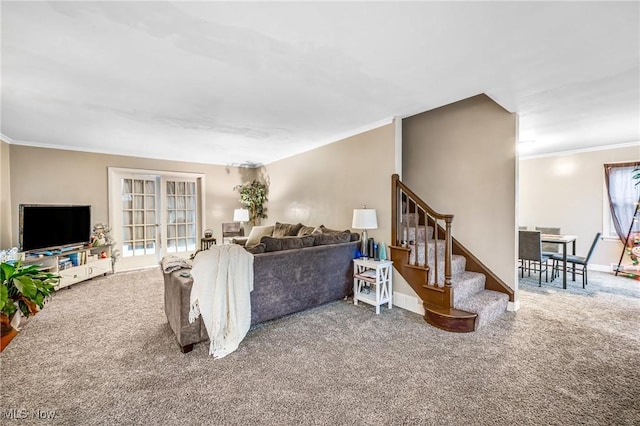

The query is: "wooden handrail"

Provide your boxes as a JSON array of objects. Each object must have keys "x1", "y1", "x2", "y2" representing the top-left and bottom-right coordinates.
[
  {"x1": 390, "y1": 173, "x2": 514, "y2": 302},
  {"x1": 392, "y1": 175, "x2": 454, "y2": 223},
  {"x1": 392, "y1": 174, "x2": 454, "y2": 287}
]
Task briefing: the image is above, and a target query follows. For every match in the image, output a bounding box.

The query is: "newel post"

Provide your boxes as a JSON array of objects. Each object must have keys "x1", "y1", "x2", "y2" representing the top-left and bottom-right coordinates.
[
  {"x1": 444, "y1": 217, "x2": 453, "y2": 288},
  {"x1": 391, "y1": 174, "x2": 399, "y2": 246}
]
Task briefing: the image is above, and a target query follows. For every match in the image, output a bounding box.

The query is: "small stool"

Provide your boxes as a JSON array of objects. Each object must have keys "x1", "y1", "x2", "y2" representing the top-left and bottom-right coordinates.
[{"x1": 200, "y1": 237, "x2": 217, "y2": 250}]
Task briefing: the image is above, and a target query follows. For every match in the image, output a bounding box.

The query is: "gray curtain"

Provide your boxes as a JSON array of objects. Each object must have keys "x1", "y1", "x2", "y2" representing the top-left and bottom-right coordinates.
[{"x1": 604, "y1": 162, "x2": 640, "y2": 243}]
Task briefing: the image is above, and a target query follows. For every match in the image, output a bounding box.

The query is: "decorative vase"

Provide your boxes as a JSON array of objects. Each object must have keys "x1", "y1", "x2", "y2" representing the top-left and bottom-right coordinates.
[
  {"x1": 0, "y1": 313, "x2": 19, "y2": 352},
  {"x1": 379, "y1": 243, "x2": 387, "y2": 260}
]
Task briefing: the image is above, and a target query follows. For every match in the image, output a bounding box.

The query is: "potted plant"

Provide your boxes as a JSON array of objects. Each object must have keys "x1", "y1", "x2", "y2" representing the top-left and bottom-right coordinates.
[
  {"x1": 0, "y1": 261, "x2": 58, "y2": 351},
  {"x1": 234, "y1": 179, "x2": 269, "y2": 225}
]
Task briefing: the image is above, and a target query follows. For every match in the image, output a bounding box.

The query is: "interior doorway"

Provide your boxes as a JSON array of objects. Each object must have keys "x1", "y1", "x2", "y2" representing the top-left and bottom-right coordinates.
[{"x1": 108, "y1": 168, "x2": 205, "y2": 271}]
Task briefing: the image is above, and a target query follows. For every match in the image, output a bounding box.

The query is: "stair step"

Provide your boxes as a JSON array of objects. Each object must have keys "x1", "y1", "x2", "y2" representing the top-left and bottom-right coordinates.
[
  {"x1": 429, "y1": 255, "x2": 467, "y2": 284},
  {"x1": 450, "y1": 271, "x2": 486, "y2": 305},
  {"x1": 454, "y1": 290, "x2": 509, "y2": 331},
  {"x1": 423, "y1": 302, "x2": 477, "y2": 333}
]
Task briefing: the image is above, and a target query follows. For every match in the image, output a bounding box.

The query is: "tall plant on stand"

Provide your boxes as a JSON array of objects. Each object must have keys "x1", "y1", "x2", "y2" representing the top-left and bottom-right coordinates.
[{"x1": 234, "y1": 180, "x2": 268, "y2": 225}]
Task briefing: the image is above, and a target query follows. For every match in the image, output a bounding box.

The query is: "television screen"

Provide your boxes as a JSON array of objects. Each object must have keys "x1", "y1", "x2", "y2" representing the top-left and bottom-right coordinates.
[{"x1": 20, "y1": 205, "x2": 91, "y2": 252}]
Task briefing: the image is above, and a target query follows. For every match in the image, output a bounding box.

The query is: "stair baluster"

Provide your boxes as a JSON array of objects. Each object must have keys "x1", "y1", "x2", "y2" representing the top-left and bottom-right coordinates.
[{"x1": 390, "y1": 174, "x2": 513, "y2": 332}]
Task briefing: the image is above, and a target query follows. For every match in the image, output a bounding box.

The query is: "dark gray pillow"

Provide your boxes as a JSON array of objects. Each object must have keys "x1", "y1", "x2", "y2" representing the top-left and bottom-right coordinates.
[
  {"x1": 245, "y1": 243, "x2": 266, "y2": 254},
  {"x1": 319, "y1": 225, "x2": 351, "y2": 235},
  {"x1": 273, "y1": 222, "x2": 303, "y2": 237},
  {"x1": 261, "y1": 235, "x2": 314, "y2": 252},
  {"x1": 350, "y1": 232, "x2": 360, "y2": 242},
  {"x1": 313, "y1": 232, "x2": 351, "y2": 246}
]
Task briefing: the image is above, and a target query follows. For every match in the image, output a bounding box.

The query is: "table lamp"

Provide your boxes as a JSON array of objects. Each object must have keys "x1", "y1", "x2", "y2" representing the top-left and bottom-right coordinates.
[
  {"x1": 233, "y1": 208, "x2": 250, "y2": 235},
  {"x1": 352, "y1": 207, "x2": 378, "y2": 258}
]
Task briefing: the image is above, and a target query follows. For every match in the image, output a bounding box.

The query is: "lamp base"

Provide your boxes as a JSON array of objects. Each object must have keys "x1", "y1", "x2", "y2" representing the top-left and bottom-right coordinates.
[{"x1": 360, "y1": 229, "x2": 369, "y2": 259}]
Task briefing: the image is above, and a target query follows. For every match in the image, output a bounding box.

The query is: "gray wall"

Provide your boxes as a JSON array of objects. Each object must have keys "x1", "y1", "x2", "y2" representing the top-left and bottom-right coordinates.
[
  {"x1": 519, "y1": 144, "x2": 640, "y2": 269},
  {"x1": 1, "y1": 140, "x2": 12, "y2": 248},
  {"x1": 6, "y1": 145, "x2": 255, "y2": 249},
  {"x1": 264, "y1": 123, "x2": 415, "y2": 298},
  {"x1": 402, "y1": 94, "x2": 518, "y2": 290}
]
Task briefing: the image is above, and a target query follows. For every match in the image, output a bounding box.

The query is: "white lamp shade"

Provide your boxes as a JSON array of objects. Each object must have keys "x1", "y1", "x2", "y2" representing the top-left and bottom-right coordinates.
[
  {"x1": 352, "y1": 208, "x2": 378, "y2": 230},
  {"x1": 233, "y1": 208, "x2": 250, "y2": 222}
]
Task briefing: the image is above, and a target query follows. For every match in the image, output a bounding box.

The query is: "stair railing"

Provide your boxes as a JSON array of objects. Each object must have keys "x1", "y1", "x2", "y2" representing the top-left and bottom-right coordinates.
[{"x1": 391, "y1": 174, "x2": 454, "y2": 287}]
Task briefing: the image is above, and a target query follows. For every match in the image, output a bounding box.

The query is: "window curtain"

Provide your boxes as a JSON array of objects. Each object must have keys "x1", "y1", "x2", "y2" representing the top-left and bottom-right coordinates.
[{"x1": 604, "y1": 162, "x2": 640, "y2": 243}]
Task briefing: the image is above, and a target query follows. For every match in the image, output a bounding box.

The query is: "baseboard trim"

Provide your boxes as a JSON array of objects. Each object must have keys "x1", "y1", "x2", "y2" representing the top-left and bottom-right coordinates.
[
  {"x1": 115, "y1": 265, "x2": 160, "y2": 274},
  {"x1": 590, "y1": 263, "x2": 611, "y2": 272},
  {"x1": 393, "y1": 292, "x2": 425, "y2": 315},
  {"x1": 507, "y1": 300, "x2": 520, "y2": 312}
]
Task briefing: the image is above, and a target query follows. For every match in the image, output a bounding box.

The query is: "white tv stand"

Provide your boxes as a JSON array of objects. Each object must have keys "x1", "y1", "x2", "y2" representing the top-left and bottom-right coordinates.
[{"x1": 23, "y1": 245, "x2": 113, "y2": 290}]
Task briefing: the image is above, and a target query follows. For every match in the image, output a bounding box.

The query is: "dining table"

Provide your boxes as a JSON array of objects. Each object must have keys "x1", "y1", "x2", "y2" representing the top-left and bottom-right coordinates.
[{"x1": 541, "y1": 234, "x2": 577, "y2": 289}]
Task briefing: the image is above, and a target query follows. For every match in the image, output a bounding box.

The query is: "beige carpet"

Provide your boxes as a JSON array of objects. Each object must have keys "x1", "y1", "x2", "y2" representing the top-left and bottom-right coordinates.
[{"x1": 1, "y1": 267, "x2": 638, "y2": 425}]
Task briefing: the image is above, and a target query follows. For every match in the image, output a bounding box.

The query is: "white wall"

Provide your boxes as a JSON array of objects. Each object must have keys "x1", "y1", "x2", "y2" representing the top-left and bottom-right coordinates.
[{"x1": 519, "y1": 144, "x2": 640, "y2": 269}]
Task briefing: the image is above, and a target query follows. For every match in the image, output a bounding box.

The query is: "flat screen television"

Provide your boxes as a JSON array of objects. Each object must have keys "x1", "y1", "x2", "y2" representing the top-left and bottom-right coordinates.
[{"x1": 19, "y1": 204, "x2": 91, "y2": 252}]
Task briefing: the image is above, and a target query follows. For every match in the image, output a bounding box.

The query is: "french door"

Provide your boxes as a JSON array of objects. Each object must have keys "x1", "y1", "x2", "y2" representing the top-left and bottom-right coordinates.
[{"x1": 108, "y1": 168, "x2": 205, "y2": 271}]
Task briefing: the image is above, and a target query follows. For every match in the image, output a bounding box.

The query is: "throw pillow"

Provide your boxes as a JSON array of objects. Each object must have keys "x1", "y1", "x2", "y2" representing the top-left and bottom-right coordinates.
[
  {"x1": 273, "y1": 222, "x2": 303, "y2": 237},
  {"x1": 319, "y1": 225, "x2": 351, "y2": 234},
  {"x1": 245, "y1": 243, "x2": 266, "y2": 254},
  {"x1": 313, "y1": 232, "x2": 351, "y2": 246},
  {"x1": 297, "y1": 225, "x2": 320, "y2": 237},
  {"x1": 245, "y1": 225, "x2": 274, "y2": 248}
]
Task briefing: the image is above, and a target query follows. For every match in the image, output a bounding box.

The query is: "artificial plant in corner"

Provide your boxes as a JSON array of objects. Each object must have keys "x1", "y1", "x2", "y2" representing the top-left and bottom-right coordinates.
[
  {"x1": 234, "y1": 179, "x2": 268, "y2": 225},
  {"x1": 0, "y1": 261, "x2": 59, "y2": 351}
]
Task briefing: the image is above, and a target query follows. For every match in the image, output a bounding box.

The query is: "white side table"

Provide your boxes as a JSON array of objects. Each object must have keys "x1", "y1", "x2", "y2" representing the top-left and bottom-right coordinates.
[{"x1": 353, "y1": 258, "x2": 393, "y2": 314}]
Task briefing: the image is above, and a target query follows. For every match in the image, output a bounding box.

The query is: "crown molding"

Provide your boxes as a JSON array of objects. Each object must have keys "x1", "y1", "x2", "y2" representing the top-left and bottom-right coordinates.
[
  {"x1": 0, "y1": 133, "x2": 16, "y2": 144},
  {"x1": 519, "y1": 141, "x2": 640, "y2": 160}
]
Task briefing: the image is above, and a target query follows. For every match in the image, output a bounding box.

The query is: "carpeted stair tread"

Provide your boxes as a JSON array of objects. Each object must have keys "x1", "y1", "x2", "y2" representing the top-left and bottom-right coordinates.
[
  {"x1": 430, "y1": 255, "x2": 467, "y2": 284},
  {"x1": 450, "y1": 271, "x2": 486, "y2": 305},
  {"x1": 454, "y1": 290, "x2": 509, "y2": 330}
]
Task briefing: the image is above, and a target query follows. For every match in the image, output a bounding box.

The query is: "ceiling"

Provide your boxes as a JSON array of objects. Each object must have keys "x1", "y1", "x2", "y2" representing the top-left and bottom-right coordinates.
[{"x1": 1, "y1": 1, "x2": 638, "y2": 166}]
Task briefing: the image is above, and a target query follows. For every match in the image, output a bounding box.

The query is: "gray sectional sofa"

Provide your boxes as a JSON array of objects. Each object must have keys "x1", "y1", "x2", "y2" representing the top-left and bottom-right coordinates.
[{"x1": 163, "y1": 239, "x2": 359, "y2": 353}]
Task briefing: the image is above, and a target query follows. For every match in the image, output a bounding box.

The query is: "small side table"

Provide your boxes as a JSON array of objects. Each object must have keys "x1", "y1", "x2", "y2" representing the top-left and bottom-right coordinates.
[
  {"x1": 200, "y1": 237, "x2": 217, "y2": 250},
  {"x1": 353, "y1": 258, "x2": 393, "y2": 314}
]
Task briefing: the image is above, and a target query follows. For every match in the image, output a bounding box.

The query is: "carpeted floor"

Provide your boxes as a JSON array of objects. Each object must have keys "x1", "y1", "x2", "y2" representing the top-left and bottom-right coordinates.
[{"x1": 1, "y1": 268, "x2": 639, "y2": 425}]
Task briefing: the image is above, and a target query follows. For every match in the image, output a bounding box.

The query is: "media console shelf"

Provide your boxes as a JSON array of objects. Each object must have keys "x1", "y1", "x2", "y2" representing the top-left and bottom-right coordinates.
[{"x1": 23, "y1": 245, "x2": 113, "y2": 290}]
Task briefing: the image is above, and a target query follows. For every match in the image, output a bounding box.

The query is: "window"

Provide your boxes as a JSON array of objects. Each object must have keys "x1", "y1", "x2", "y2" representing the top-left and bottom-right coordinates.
[{"x1": 604, "y1": 162, "x2": 640, "y2": 241}]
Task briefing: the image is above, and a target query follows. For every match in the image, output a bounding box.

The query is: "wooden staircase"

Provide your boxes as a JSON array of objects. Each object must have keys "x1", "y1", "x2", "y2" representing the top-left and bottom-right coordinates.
[{"x1": 390, "y1": 174, "x2": 514, "y2": 332}]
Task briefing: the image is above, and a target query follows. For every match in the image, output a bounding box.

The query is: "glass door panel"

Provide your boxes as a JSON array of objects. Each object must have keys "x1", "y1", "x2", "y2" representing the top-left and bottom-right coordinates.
[
  {"x1": 119, "y1": 176, "x2": 159, "y2": 269},
  {"x1": 163, "y1": 178, "x2": 198, "y2": 254},
  {"x1": 109, "y1": 168, "x2": 202, "y2": 271}
]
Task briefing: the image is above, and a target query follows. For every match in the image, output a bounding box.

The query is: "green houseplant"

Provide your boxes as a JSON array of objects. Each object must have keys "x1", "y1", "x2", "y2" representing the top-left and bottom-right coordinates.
[
  {"x1": 234, "y1": 179, "x2": 268, "y2": 225},
  {"x1": 0, "y1": 261, "x2": 58, "y2": 351}
]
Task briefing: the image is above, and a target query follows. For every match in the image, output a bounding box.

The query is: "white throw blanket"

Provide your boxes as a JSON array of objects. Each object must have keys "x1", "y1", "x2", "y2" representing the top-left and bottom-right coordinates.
[
  {"x1": 160, "y1": 255, "x2": 192, "y2": 273},
  {"x1": 188, "y1": 245, "x2": 254, "y2": 359}
]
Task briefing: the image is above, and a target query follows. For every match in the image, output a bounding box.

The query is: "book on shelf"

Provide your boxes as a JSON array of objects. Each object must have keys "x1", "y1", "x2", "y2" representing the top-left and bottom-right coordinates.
[{"x1": 357, "y1": 270, "x2": 377, "y2": 279}]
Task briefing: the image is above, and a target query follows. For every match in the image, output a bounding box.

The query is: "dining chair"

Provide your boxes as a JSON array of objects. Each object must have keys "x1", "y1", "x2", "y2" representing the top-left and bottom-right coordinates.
[
  {"x1": 536, "y1": 226, "x2": 561, "y2": 255},
  {"x1": 518, "y1": 227, "x2": 529, "y2": 270},
  {"x1": 519, "y1": 230, "x2": 550, "y2": 286},
  {"x1": 551, "y1": 232, "x2": 601, "y2": 288},
  {"x1": 222, "y1": 222, "x2": 244, "y2": 244},
  {"x1": 536, "y1": 226, "x2": 561, "y2": 279}
]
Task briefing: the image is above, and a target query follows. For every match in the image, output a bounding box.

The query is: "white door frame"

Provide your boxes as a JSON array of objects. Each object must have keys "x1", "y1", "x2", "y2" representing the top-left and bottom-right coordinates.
[{"x1": 108, "y1": 167, "x2": 206, "y2": 272}]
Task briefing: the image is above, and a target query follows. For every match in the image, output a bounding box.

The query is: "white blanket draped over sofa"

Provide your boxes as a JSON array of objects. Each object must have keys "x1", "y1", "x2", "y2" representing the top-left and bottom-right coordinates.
[{"x1": 188, "y1": 244, "x2": 254, "y2": 358}]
